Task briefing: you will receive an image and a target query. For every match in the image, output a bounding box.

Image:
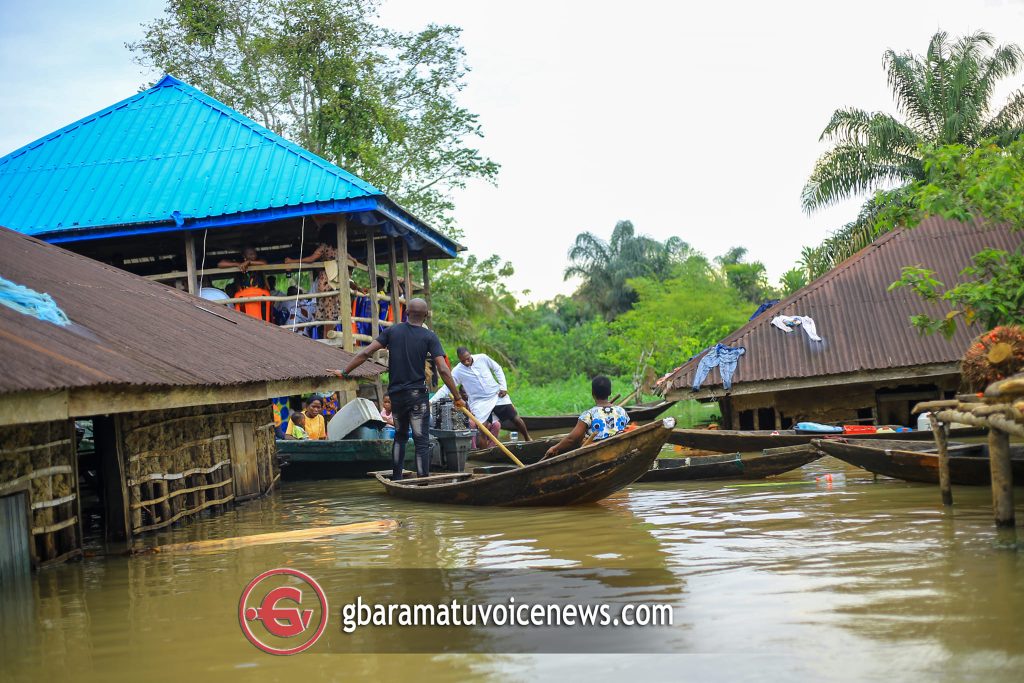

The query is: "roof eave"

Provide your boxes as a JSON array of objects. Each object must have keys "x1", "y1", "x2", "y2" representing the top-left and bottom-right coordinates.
[{"x1": 664, "y1": 362, "x2": 961, "y2": 401}]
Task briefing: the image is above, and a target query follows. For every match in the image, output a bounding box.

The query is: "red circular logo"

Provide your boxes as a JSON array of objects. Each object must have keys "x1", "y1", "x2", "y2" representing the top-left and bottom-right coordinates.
[{"x1": 239, "y1": 568, "x2": 328, "y2": 655}]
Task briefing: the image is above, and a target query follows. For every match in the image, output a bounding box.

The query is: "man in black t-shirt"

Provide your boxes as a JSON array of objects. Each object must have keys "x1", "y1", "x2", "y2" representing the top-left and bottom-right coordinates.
[{"x1": 337, "y1": 298, "x2": 463, "y2": 480}]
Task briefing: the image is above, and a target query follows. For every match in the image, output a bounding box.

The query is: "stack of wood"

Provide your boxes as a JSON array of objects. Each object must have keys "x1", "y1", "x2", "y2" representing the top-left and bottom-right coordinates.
[{"x1": 914, "y1": 368, "x2": 1024, "y2": 528}]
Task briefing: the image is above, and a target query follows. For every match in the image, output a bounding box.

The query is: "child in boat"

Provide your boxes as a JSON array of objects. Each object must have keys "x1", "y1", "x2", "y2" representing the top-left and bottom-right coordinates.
[
  {"x1": 380, "y1": 394, "x2": 395, "y2": 426},
  {"x1": 285, "y1": 411, "x2": 309, "y2": 440},
  {"x1": 544, "y1": 376, "x2": 630, "y2": 458}
]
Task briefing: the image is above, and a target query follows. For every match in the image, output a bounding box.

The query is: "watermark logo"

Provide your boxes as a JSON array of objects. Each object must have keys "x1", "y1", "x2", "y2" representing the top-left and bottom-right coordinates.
[{"x1": 239, "y1": 568, "x2": 328, "y2": 655}]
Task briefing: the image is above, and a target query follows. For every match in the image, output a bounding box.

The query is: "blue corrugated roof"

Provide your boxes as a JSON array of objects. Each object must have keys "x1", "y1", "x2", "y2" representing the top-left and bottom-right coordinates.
[{"x1": 0, "y1": 75, "x2": 459, "y2": 256}]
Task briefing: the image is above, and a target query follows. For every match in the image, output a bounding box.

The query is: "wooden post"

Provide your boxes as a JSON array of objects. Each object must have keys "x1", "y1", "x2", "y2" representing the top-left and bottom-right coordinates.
[
  {"x1": 988, "y1": 428, "x2": 1015, "y2": 528},
  {"x1": 929, "y1": 414, "x2": 953, "y2": 506},
  {"x1": 402, "y1": 240, "x2": 412, "y2": 320},
  {"x1": 364, "y1": 227, "x2": 384, "y2": 404},
  {"x1": 365, "y1": 226, "x2": 380, "y2": 340},
  {"x1": 387, "y1": 237, "x2": 400, "y2": 326},
  {"x1": 336, "y1": 219, "x2": 354, "y2": 352},
  {"x1": 421, "y1": 259, "x2": 431, "y2": 308},
  {"x1": 752, "y1": 408, "x2": 760, "y2": 431},
  {"x1": 773, "y1": 408, "x2": 782, "y2": 431},
  {"x1": 184, "y1": 232, "x2": 198, "y2": 295}
]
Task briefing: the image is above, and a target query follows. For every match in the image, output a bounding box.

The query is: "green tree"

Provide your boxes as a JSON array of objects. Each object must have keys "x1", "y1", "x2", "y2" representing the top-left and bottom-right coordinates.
[
  {"x1": 563, "y1": 220, "x2": 689, "y2": 320},
  {"x1": 779, "y1": 268, "x2": 808, "y2": 296},
  {"x1": 801, "y1": 30, "x2": 1024, "y2": 272},
  {"x1": 129, "y1": 0, "x2": 499, "y2": 233},
  {"x1": 606, "y1": 256, "x2": 751, "y2": 375},
  {"x1": 881, "y1": 140, "x2": 1024, "y2": 336},
  {"x1": 715, "y1": 246, "x2": 776, "y2": 304},
  {"x1": 429, "y1": 254, "x2": 516, "y2": 361}
]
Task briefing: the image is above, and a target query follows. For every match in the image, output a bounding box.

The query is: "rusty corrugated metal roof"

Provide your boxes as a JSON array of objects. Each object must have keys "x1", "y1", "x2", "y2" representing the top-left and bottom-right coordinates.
[
  {"x1": 0, "y1": 227, "x2": 384, "y2": 396},
  {"x1": 663, "y1": 217, "x2": 1023, "y2": 396}
]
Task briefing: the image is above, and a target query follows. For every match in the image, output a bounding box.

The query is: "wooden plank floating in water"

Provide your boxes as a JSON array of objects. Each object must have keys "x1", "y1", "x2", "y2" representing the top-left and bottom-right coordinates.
[{"x1": 147, "y1": 520, "x2": 399, "y2": 553}]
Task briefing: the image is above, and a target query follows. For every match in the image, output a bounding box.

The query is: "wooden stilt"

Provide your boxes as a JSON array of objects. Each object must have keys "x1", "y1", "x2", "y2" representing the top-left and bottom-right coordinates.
[
  {"x1": 335, "y1": 219, "x2": 354, "y2": 352},
  {"x1": 365, "y1": 227, "x2": 384, "y2": 404},
  {"x1": 184, "y1": 232, "x2": 198, "y2": 295},
  {"x1": 929, "y1": 415, "x2": 953, "y2": 506},
  {"x1": 387, "y1": 237, "x2": 400, "y2": 326},
  {"x1": 421, "y1": 259, "x2": 431, "y2": 309},
  {"x1": 402, "y1": 241, "x2": 412, "y2": 318},
  {"x1": 988, "y1": 428, "x2": 1015, "y2": 528}
]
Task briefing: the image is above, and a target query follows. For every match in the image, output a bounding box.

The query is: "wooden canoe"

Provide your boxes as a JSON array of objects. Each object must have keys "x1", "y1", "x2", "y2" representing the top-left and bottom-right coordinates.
[
  {"x1": 639, "y1": 444, "x2": 823, "y2": 482},
  {"x1": 276, "y1": 438, "x2": 416, "y2": 479},
  {"x1": 374, "y1": 418, "x2": 675, "y2": 506},
  {"x1": 667, "y1": 426, "x2": 985, "y2": 453},
  {"x1": 813, "y1": 438, "x2": 1024, "y2": 486},
  {"x1": 467, "y1": 436, "x2": 562, "y2": 464},
  {"x1": 521, "y1": 400, "x2": 677, "y2": 431}
]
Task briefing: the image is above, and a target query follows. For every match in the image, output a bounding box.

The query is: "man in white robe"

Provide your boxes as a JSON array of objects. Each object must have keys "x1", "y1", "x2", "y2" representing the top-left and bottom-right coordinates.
[{"x1": 431, "y1": 347, "x2": 533, "y2": 441}]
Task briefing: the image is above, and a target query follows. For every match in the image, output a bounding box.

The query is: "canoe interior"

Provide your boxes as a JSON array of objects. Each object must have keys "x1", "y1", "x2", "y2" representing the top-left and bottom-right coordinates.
[
  {"x1": 639, "y1": 444, "x2": 823, "y2": 483},
  {"x1": 814, "y1": 438, "x2": 1024, "y2": 486},
  {"x1": 375, "y1": 418, "x2": 674, "y2": 506},
  {"x1": 276, "y1": 438, "x2": 415, "y2": 479},
  {"x1": 667, "y1": 426, "x2": 985, "y2": 453},
  {"x1": 467, "y1": 436, "x2": 561, "y2": 464}
]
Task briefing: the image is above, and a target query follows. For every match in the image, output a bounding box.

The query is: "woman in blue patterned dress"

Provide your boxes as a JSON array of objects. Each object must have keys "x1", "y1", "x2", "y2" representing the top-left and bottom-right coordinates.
[{"x1": 543, "y1": 376, "x2": 630, "y2": 459}]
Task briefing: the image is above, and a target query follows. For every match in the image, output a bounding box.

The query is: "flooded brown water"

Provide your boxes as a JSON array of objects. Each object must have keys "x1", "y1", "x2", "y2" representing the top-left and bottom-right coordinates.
[{"x1": 2, "y1": 455, "x2": 1022, "y2": 682}]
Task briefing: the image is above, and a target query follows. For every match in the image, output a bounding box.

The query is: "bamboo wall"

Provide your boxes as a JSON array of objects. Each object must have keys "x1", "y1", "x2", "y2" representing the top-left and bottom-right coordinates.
[
  {"x1": 121, "y1": 401, "x2": 277, "y2": 534},
  {"x1": 0, "y1": 420, "x2": 81, "y2": 566}
]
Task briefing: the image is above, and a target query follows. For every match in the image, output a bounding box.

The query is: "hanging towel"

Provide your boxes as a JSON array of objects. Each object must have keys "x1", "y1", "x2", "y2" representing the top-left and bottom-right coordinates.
[
  {"x1": 770, "y1": 315, "x2": 822, "y2": 342},
  {"x1": 692, "y1": 343, "x2": 746, "y2": 391}
]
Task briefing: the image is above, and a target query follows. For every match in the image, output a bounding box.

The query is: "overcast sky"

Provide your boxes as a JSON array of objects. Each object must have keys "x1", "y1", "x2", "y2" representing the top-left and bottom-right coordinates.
[{"x1": 2, "y1": 0, "x2": 1023, "y2": 301}]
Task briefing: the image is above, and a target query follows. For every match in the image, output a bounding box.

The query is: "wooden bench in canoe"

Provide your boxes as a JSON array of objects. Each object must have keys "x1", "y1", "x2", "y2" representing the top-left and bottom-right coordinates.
[
  {"x1": 374, "y1": 418, "x2": 675, "y2": 506},
  {"x1": 638, "y1": 444, "x2": 824, "y2": 482},
  {"x1": 667, "y1": 426, "x2": 985, "y2": 453},
  {"x1": 813, "y1": 438, "x2": 1024, "y2": 486},
  {"x1": 521, "y1": 400, "x2": 676, "y2": 431}
]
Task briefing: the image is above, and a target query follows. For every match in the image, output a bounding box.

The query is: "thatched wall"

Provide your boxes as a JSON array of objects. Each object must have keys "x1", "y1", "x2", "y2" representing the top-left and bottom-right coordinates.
[
  {"x1": 0, "y1": 420, "x2": 80, "y2": 564},
  {"x1": 120, "y1": 401, "x2": 276, "y2": 534}
]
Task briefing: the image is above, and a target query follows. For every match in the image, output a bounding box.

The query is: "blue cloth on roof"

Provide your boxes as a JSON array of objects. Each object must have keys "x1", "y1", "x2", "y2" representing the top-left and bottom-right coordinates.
[
  {"x1": 0, "y1": 276, "x2": 70, "y2": 325},
  {"x1": 692, "y1": 343, "x2": 746, "y2": 391},
  {"x1": 749, "y1": 300, "x2": 779, "y2": 320}
]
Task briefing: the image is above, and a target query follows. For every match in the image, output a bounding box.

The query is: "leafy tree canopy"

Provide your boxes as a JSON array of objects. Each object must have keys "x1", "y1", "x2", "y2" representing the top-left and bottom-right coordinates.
[
  {"x1": 881, "y1": 140, "x2": 1024, "y2": 336},
  {"x1": 129, "y1": 0, "x2": 499, "y2": 234},
  {"x1": 800, "y1": 30, "x2": 1024, "y2": 276},
  {"x1": 563, "y1": 220, "x2": 690, "y2": 320}
]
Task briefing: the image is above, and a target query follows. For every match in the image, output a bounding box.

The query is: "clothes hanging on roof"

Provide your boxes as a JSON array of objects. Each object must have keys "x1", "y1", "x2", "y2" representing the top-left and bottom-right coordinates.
[
  {"x1": 0, "y1": 276, "x2": 70, "y2": 326},
  {"x1": 749, "y1": 300, "x2": 780, "y2": 320},
  {"x1": 770, "y1": 315, "x2": 822, "y2": 342},
  {"x1": 692, "y1": 343, "x2": 746, "y2": 391}
]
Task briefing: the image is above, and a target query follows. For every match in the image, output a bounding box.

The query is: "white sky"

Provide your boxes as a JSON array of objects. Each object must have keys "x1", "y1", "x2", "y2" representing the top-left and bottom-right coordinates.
[{"x1": 2, "y1": 0, "x2": 1023, "y2": 301}]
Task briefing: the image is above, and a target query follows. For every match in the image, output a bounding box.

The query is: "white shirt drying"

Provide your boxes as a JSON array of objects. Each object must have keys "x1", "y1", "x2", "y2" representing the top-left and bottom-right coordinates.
[
  {"x1": 771, "y1": 315, "x2": 822, "y2": 342},
  {"x1": 430, "y1": 353, "x2": 512, "y2": 421}
]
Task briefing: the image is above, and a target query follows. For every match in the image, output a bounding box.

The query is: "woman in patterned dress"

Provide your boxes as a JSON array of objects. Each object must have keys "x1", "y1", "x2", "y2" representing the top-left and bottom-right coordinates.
[{"x1": 543, "y1": 376, "x2": 630, "y2": 459}]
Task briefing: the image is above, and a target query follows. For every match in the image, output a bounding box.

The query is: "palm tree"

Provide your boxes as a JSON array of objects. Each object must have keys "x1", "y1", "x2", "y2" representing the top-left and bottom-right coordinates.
[
  {"x1": 801, "y1": 30, "x2": 1024, "y2": 270},
  {"x1": 564, "y1": 220, "x2": 688, "y2": 319}
]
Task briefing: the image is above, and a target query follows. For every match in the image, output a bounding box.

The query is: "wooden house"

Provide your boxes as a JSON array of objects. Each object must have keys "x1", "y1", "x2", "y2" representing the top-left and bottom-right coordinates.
[
  {"x1": 0, "y1": 227, "x2": 383, "y2": 574},
  {"x1": 659, "y1": 217, "x2": 1022, "y2": 429},
  {"x1": 0, "y1": 75, "x2": 463, "y2": 358}
]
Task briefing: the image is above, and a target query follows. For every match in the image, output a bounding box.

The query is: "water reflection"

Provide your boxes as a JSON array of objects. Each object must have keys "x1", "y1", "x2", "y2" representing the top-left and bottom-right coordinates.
[{"x1": 1, "y1": 458, "x2": 1021, "y2": 682}]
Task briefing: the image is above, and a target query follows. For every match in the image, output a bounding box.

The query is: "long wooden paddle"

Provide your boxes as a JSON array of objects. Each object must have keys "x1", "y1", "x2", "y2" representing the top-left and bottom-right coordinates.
[{"x1": 458, "y1": 405, "x2": 525, "y2": 468}]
